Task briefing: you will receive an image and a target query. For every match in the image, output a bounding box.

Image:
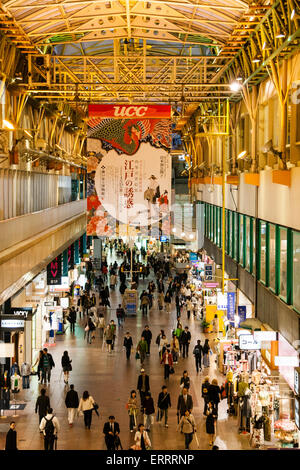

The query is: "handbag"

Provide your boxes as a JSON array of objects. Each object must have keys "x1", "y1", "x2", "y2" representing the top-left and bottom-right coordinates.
[
  {"x1": 84, "y1": 325, "x2": 89, "y2": 332},
  {"x1": 135, "y1": 352, "x2": 140, "y2": 360},
  {"x1": 169, "y1": 367, "x2": 175, "y2": 374}
]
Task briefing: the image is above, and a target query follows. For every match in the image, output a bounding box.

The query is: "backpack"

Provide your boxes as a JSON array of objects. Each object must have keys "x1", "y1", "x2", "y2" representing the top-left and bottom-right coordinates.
[
  {"x1": 194, "y1": 347, "x2": 200, "y2": 356},
  {"x1": 44, "y1": 416, "x2": 55, "y2": 437}
]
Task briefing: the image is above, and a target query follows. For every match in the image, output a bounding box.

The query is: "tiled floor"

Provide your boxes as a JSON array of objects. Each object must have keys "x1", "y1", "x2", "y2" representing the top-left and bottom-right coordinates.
[{"x1": 0, "y1": 254, "x2": 252, "y2": 450}]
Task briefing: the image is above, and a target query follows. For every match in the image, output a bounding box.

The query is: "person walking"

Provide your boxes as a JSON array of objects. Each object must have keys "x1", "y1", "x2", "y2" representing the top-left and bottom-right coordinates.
[
  {"x1": 208, "y1": 379, "x2": 222, "y2": 412},
  {"x1": 65, "y1": 384, "x2": 79, "y2": 426},
  {"x1": 40, "y1": 408, "x2": 60, "y2": 450},
  {"x1": 40, "y1": 348, "x2": 55, "y2": 385},
  {"x1": 67, "y1": 307, "x2": 76, "y2": 334},
  {"x1": 171, "y1": 334, "x2": 180, "y2": 364},
  {"x1": 132, "y1": 424, "x2": 151, "y2": 450},
  {"x1": 140, "y1": 291, "x2": 150, "y2": 316},
  {"x1": 78, "y1": 391, "x2": 95, "y2": 430},
  {"x1": 32, "y1": 350, "x2": 43, "y2": 383},
  {"x1": 158, "y1": 334, "x2": 168, "y2": 360},
  {"x1": 123, "y1": 332, "x2": 133, "y2": 359},
  {"x1": 175, "y1": 295, "x2": 181, "y2": 318},
  {"x1": 103, "y1": 416, "x2": 120, "y2": 451},
  {"x1": 35, "y1": 388, "x2": 50, "y2": 428},
  {"x1": 5, "y1": 422, "x2": 17, "y2": 450},
  {"x1": 86, "y1": 315, "x2": 96, "y2": 344},
  {"x1": 141, "y1": 325, "x2": 152, "y2": 356},
  {"x1": 161, "y1": 348, "x2": 173, "y2": 380},
  {"x1": 203, "y1": 339, "x2": 211, "y2": 368},
  {"x1": 116, "y1": 304, "x2": 125, "y2": 327},
  {"x1": 180, "y1": 327, "x2": 191, "y2": 358},
  {"x1": 206, "y1": 401, "x2": 218, "y2": 447},
  {"x1": 137, "y1": 369, "x2": 150, "y2": 406},
  {"x1": 177, "y1": 387, "x2": 193, "y2": 418},
  {"x1": 157, "y1": 386, "x2": 171, "y2": 428},
  {"x1": 202, "y1": 377, "x2": 211, "y2": 415},
  {"x1": 193, "y1": 340, "x2": 203, "y2": 373},
  {"x1": 104, "y1": 324, "x2": 114, "y2": 353},
  {"x1": 179, "y1": 410, "x2": 196, "y2": 450},
  {"x1": 136, "y1": 336, "x2": 148, "y2": 365},
  {"x1": 109, "y1": 320, "x2": 117, "y2": 350},
  {"x1": 127, "y1": 390, "x2": 138, "y2": 432},
  {"x1": 61, "y1": 351, "x2": 72, "y2": 384},
  {"x1": 97, "y1": 313, "x2": 105, "y2": 339},
  {"x1": 164, "y1": 291, "x2": 172, "y2": 314},
  {"x1": 157, "y1": 291, "x2": 164, "y2": 311},
  {"x1": 142, "y1": 392, "x2": 155, "y2": 432},
  {"x1": 180, "y1": 370, "x2": 190, "y2": 391}
]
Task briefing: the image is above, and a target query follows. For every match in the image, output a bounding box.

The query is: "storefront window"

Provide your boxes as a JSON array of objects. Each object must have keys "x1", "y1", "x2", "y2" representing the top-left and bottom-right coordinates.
[
  {"x1": 280, "y1": 227, "x2": 288, "y2": 299},
  {"x1": 239, "y1": 214, "x2": 244, "y2": 265},
  {"x1": 214, "y1": 206, "x2": 217, "y2": 244},
  {"x1": 269, "y1": 224, "x2": 276, "y2": 291},
  {"x1": 210, "y1": 205, "x2": 213, "y2": 240},
  {"x1": 218, "y1": 207, "x2": 222, "y2": 247},
  {"x1": 225, "y1": 209, "x2": 228, "y2": 253},
  {"x1": 245, "y1": 216, "x2": 250, "y2": 271},
  {"x1": 293, "y1": 231, "x2": 300, "y2": 312},
  {"x1": 234, "y1": 212, "x2": 239, "y2": 261},
  {"x1": 260, "y1": 221, "x2": 267, "y2": 283}
]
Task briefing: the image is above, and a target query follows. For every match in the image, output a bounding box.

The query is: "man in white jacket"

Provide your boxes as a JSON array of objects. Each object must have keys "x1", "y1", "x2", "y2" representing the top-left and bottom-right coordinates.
[{"x1": 40, "y1": 408, "x2": 60, "y2": 450}]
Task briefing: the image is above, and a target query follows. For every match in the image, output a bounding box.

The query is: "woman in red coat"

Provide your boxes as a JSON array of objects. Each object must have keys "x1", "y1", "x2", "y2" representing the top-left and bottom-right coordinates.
[{"x1": 161, "y1": 347, "x2": 173, "y2": 380}]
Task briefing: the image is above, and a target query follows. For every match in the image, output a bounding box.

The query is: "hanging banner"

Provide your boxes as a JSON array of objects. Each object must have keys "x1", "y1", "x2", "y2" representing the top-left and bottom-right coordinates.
[
  {"x1": 74, "y1": 239, "x2": 80, "y2": 264},
  {"x1": 227, "y1": 292, "x2": 236, "y2": 322},
  {"x1": 62, "y1": 249, "x2": 68, "y2": 277},
  {"x1": 47, "y1": 255, "x2": 62, "y2": 285},
  {"x1": 68, "y1": 245, "x2": 74, "y2": 270},
  {"x1": 87, "y1": 104, "x2": 172, "y2": 238},
  {"x1": 238, "y1": 305, "x2": 247, "y2": 324}
]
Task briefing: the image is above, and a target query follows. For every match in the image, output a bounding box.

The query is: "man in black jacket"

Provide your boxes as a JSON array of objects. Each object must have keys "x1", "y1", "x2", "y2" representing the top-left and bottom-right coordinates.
[
  {"x1": 5, "y1": 422, "x2": 17, "y2": 450},
  {"x1": 35, "y1": 388, "x2": 50, "y2": 428},
  {"x1": 193, "y1": 340, "x2": 203, "y2": 373},
  {"x1": 177, "y1": 387, "x2": 193, "y2": 418},
  {"x1": 137, "y1": 369, "x2": 150, "y2": 406},
  {"x1": 65, "y1": 384, "x2": 79, "y2": 426},
  {"x1": 103, "y1": 416, "x2": 120, "y2": 450},
  {"x1": 123, "y1": 332, "x2": 133, "y2": 359},
  {"x1": 180, "y1": 327, "x2": 192, "y2": 358},
  {"x1": 40, "y1": 348, "x2": 55, "y2": 385},
  {"x1": 141, "y1": 325, "x2": 152, "y2": 356},
  {"x1": 157, "y1": 385, "x2": 171, "y2": 428}
]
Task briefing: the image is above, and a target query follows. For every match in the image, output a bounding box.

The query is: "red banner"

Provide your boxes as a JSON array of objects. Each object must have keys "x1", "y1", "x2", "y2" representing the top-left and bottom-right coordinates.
[{"x1": 88, "y1": 104, "x2": 171, "y2": 119}]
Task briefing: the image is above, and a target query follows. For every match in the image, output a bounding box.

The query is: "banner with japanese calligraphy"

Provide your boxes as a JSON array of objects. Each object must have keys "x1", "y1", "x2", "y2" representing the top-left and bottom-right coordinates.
[{"x1": 87, "y1": 105, "x2": 171, "y2": 238}]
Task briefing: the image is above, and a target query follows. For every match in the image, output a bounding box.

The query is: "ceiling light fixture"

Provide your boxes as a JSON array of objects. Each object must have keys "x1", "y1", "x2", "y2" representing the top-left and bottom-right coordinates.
[
  {"x1": 181, "y1": 232, "x2": 185, "y2": 238},
  {"x1": 275, "y1": 28, "x2": 286, "y2": 39},
  {"x1": 237, "y1": 150, "x2": 247, "y2": 160},
  {"x1": 252, "y1": 54, "x2": 261, "y2": 63},
  {"x1": 3, "y1": 119, "x2": 15, "y2": 130},
  {"x1": 24, "y1": 130, "x2": 33, "y2": 138},
  {"x1": 230, "y1": 80, "x2": 242, "y2": 92}
]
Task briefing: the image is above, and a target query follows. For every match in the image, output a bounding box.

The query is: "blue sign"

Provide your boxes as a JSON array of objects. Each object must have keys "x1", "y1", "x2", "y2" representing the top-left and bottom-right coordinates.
[
  {"x1": 160, "y1": 236, "x2": 168, "y2": 242},
  {"x1": 238, "y1": 306, "x2": 247, "y2": 324},
  {"x1": 189, "y1": 252, "x2": 198, "y2": 262},
  {"x1": 204, "y1": 264, "x2": 213, "y2": 280},
  {"x1": 227, "y1": 292, "x2": 236, "y2": 322}
]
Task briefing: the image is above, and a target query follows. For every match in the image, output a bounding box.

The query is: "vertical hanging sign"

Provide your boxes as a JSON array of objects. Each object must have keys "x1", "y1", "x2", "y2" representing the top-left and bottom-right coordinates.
[
  {"x1": 47, "y1": 255, "x2": 62, "y2": 285},
  {"x1": 227, "y1": 292, "x2": 236, "y2": 323},
  {"x1": 74, "y1": 239, "x2": 80, "y2": 264},
  {"x1": 62, "y1": 250, "x2": 68, "y2": 277},
  {"x1": 68, "y1": 244, "x2": 74, "y2": 270}
]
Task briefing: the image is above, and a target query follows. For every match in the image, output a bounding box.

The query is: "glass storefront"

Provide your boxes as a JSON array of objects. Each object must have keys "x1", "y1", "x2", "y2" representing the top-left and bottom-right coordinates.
[
  {"x1": 260, "y1": 221, "x2": 267, "y2": 283},
  {"x1": 269, "y1": 224, "x2": 276, "y2": 291},
  {"x1": 293, "y1": 231, "x2": 300, "y2": 312},
  {"x1": 280, "y1": 227, "x2": 288, "y2": 299},
  {"x1": 245, "y1": 216, "x2": 250, "y2": 271}
]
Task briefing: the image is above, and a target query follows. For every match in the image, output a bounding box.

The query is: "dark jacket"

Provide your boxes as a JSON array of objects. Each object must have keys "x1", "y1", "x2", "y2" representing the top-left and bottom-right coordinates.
[
  {"x1": 5, "y1": 429, "x2": 17, "y2": 450},
  {"x1": 202, "y1": 381, "x2": 210, "y2": 399},
  {"x1": 142, "y1": 397, "x2": 155, "y2": 415},
  {"x1": 137, "y1": 374, "x2": 150, "y2": 392},
  {"x1": 193, "y1": 344, "x2": 203, "y2": 358},
  {"x1": 35, "y1": 395, "x2": 50, "y2": 416},
  {"x1": 61, "y1": 355, "x2": 72, "y2": 371},
  {"x1": 123, "y1": 336, "x2": 133, "y2": 349},
  {"x1": 180, "y1": 376, "x2": 190, "y2": 390},
  {"x1": 180, "y1": 331, "x2": 191, "y2": 344},
  {"x1": 68, "y1": 309, "x2": 76, "y2": 324},
  {"x1": 65, "y1": 389, "x2": 79, "y2": 408},
  {"x1": 158, "y1": 392, "x2": 171, "y2": 410},
  {"x1": 177, "y1": 394, "x2": 193, "y2": 415},
  {"x1": 142, "y1": 329, "x2": 152, "y2": 343},
  {"x1": 208, "y1": 384, "x2": 221, "y2": 404},
  {"x1": 39, "y1": 353, "x2": 55, "y2": 369},
  {"x1": 103, "y1": 421, "x2": 120, "y2": 436}
]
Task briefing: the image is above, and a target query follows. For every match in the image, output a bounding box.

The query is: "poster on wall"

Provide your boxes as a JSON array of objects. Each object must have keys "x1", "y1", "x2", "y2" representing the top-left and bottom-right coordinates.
[
  {"x1": 86, "y1": 104, "x2": 172, "y2": 239},
  {"x1": 227, "y1": 292, "x2": 236, "y2": 323},
  {"x1": 46, "y1": 255, "x2": 62, "y2": 286}
]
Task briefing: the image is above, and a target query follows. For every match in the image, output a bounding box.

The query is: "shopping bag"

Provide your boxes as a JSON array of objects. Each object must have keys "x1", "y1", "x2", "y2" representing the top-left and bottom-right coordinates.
[{"x1": 135, "y1": 352, "x2": 140, "y2": 360}]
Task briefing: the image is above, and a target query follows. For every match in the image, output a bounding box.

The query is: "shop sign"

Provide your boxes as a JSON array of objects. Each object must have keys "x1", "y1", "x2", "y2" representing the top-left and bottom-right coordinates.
[
  {"x1": 160, "y1": 236, "x2": 168, "y2": 242},
  {"x1": 253, "y1": 331, "x2": 278, "y2": 342},
  {"x1": 1, "y1": 318, "x2": 25, "y2": 329},
  {"x1": 10, "y1": 307, "x2": 32, "y2": 319},
  {"x1": 204, "y1": 264, "x2": 213, "y2": 281},
  {"x1": 203, "y1": 282, "x2": 219, "y2": 288},
  {"x1": 88, "y1": 104, "x2": 171, "y2": 119},
  {"x1": 227, "y1": 292, "x2": 236, "y2": 322},
  {"x1": 217, "y1": 292, "x2": 227, "y2": 311},
  {"x1": 239, "y1": 333, "x2": 261, "y2": 350},
  {"x1": 47, "y1": 255, "x2": 62, "y2": 285},
  {"x1": 238, "y1": 306, "x2": 247, "y2": 323},
  {"x1": 294, "y1": 368, "x2": 300, "y2": 396},
  {"x1": 189, "y1": 252, "x2": 198, "y2": 262}
]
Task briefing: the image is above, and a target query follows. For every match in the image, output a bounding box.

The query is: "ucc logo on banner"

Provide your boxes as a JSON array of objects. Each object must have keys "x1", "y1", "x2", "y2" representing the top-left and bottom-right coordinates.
[
  {"x1": 47, "y1": 255, "x2": 62, "y2": 285},
  {"x1": 88, "y1": 104, "x2": 171, "y2": 119}
]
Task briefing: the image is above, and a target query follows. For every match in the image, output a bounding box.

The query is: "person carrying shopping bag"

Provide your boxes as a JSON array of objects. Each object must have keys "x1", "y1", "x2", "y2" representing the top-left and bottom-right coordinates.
[
  {"x1": 127, "y1": 390, "x2": 138, "y2": 432},
  {"x1": 179, "y1": 410, "x2": 196, "y2": 450},
  {"x1": 78, "y1": 391, "x2": 95, "y2": 430},
  {"x1": 142, "y1": 392, "x2": 155, "y2": 432},
  {"x1": 132, "y1": 423, "x2": 151, "y2": 450}
]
